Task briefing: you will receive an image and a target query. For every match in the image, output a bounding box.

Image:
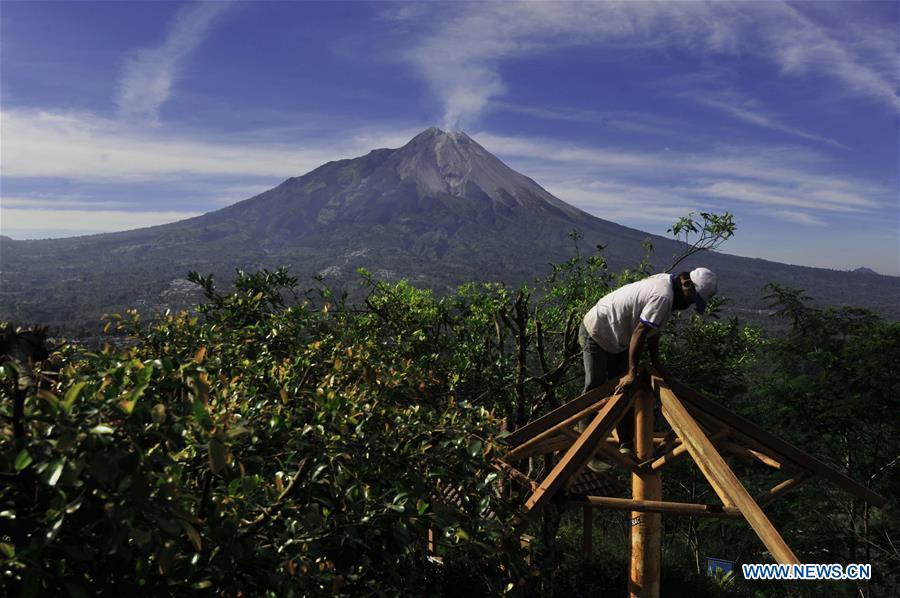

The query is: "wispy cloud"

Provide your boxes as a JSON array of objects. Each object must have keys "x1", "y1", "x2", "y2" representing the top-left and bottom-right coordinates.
[
  {"x1": 395, "y1": 2, "x2": 898, "y2": 127},
  {"x1": 492, "y1": 101, "x2": 684, "y2": 136},
  {"x1": 115, "y1": 1, "x2": 235, "y2": 125},
  {"x1": 770, "y1": 210, "x2": 828, "y2": 227},
  {"x1": 0, "y1": 108, "x2": 422, "y2": 181},
  {"x1": 688, "y1": 92, "x2": 849, "y2": 149},
  {"x1": 1, "y1": 208, "x2": 204, "y2": 237},
  {"x1": 473, "y1": 131, "x2": 887, "y2": 227}
]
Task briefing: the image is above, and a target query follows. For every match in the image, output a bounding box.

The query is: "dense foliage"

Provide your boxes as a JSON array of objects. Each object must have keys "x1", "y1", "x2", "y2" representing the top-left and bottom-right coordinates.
[{"x1": 2, "y1": 222, "x2": 897, "y2": 596}]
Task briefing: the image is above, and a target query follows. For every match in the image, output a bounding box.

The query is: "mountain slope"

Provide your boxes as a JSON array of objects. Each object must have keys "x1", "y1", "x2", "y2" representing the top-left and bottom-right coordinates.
[{"x1": 1, "y1": 128, "x2": 897, "y2": 331}]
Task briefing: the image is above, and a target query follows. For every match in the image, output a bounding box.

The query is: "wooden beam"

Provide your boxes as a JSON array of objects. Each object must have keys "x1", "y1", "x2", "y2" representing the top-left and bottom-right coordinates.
[
  {"x1": 523, "y1": 390, "x2": 633, "y2": 518},
  {"x1": 567, "y1": 496, "x2": 742, "y2": 519},
  {"x1": 685, "y1": 406, "x2": 798, "y2": 473},
  {"x1": 504, "y1": 396, "x2": 613, "y2": 462},
  {"x1": 722, "y1": 441, "x2": 787, "y2": 470},
  {"x1": 666, "y1": 377, "x2": 886, "y2": 509},
  {"x1": 645, "y1": 428, "x2": 729, "y2": 471},
  {"x1": 507, "y1": 435, "x2": 574, "y2": 461},
  {"x1": 506, "y1": 376, "x2": 621, "y2": 446},
  {"x1": 757, "y1": 474, "x2": 809, "y2": 507},
  {"x1": 654, "y1": 377, "x2": 800, "y2": 565},
  {"x1": 492, "y1": 458, "x2": 538, "y2": 492}
]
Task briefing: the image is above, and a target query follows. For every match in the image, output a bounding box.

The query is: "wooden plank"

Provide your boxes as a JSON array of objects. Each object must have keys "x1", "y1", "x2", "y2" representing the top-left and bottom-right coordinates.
[
  {"x1": 504, "y1": 397, "x2": 612, "y2": 462},
  {"x1": 567, "y1": 496, "x2": 742, "y2": 519},
  {"x1": 757, "y1": 474, "x2": 809, "y2": 507},
  {"x1": 655, "y1": 377, "x2": 800, "y2": 564},
  {"x1": 523, "y1": 391, "x2": 633, "y2": 518},
  {"x1": 666, "y1": 377, "x2": 886, "y2": 509},
  {"x1": 506, "y1": 376, "x2": 621, "y2": 446}
]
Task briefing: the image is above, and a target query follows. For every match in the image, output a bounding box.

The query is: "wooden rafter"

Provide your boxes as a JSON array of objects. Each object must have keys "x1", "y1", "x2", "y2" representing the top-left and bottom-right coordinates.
[
  {"x1": 654, "y1": 376, "x2": 800, "y2": 564},
  {"x1": 508, "y1": 435, "x2": 575, "y2": 461},
  {"x1": 523, "y1": 390, "x2": 634, "y2": 518},
  {"x1": 665, "y1": 378, "x2": 886, "y2": 508},
  {"x1": 757, "y1": 474, "x2": 809, "y2": 507},
  {"x1": 506, "y1": 375, "x2": 621, "y2": 446},
  {"x1": 645, "y1": 428, "x2": 729, "y2": 472},
  {"x1": 504, "y1": 396, "x2": 613, "y2": 461}
]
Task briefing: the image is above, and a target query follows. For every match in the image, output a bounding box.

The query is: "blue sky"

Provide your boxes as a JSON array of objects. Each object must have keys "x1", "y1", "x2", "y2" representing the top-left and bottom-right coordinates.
[{"x1": 1, "y1": 1, "x2": 898, "y2": 274}]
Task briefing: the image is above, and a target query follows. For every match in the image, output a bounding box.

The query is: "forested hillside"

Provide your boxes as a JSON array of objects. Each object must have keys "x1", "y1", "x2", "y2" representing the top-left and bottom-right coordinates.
[{"x1": 2, "y1": 237, "x2": 898, "y2": 596}]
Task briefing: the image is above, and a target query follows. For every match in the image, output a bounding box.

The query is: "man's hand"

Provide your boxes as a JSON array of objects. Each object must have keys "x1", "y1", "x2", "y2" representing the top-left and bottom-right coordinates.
[{"x1": 614, "y1": 371, "x2": 636, "y2": 395}]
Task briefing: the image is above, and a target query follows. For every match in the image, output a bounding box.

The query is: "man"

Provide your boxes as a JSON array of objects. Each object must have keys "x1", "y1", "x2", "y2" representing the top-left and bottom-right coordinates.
[{"x1": 579, "y1": 267, "x2": 718, "y2": 457}]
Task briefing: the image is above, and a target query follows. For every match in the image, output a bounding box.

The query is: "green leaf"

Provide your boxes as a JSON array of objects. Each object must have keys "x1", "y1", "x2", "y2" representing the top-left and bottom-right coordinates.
[
  {"x1": 62, "y1": 381, "x2": 87, "y2": 411},
  {"x1": 47, "y1": 459, "x2": 65, "y2": 486},
  {"x1": 193, "y1": 398, "x2": 212, "y2": 430},
  {"x1": 208, "y1": 439, "x2": 227, "y2": 474},
  {"x1": 14, "y1": 449, "x2": 32, "y2": 471},
  {"x1": 191, "y1": 580, "x2": 213, "y2": 590},
  {"x1": 151, "y1": 403, "x2": 167, "y2": 424},
  {"x1": 90, "y1": 425, "x2": 114, "y2": 435},
  {"x1": 180, "y1": 520, "x2": 202, "y2": 552},
  {"x1": 467, "y1": 439, "x2": 483, "y2": 457},
  {"x1": 0, "y1": 542, "x2": 14, "y2": 558}
]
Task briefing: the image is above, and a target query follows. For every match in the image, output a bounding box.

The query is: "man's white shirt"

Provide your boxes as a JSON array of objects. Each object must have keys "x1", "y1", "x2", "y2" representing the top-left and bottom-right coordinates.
[{"x1": 583, "y1": 273, "x2": 674, "y2": 353}]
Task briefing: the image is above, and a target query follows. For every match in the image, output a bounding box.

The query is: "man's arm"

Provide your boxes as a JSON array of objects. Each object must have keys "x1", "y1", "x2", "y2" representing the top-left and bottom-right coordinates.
[
  {"x1": 648, "y1": 332, "x2": 669, "y2": 379},
  {"x1": 614, "y1": 322, "x2": 653, "y2": 393}
]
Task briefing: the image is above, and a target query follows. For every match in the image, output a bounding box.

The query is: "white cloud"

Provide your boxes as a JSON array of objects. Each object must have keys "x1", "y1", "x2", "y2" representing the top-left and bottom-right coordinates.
[
  {"x1": 770, "y1": 210, "x2": 828, "y2": 227},
  {"x1": 1, "y1": 208, "x2": 203, "y2": 237},
  {"x1": 472, "y1": 131, "x2": 886, "y2": 227},
  {"x1": 396, "y1": 2, "x2": 898, "y2": 127},
  {"x1": 0, "y1": 108, "x2": 422, "y2": 181},
  {"x1": 544, "y1": 183, "x2": 700, "y2": 224},
  {"x1": 0, "y1": 195, "x2": 134, "y2": 210},
  {"x1": 491, "y1": 101, "x2": 685, "y2": 136},
  {"x1": 689, "y1": 93, "x2": 849, "y2": 149},
  {"x1": 116, "y1": 1, "x2": 235, "y2": 125}
]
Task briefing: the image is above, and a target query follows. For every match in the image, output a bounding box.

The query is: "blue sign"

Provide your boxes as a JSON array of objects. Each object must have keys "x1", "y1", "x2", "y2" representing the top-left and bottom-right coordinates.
[{"x1": 706, "y1": 557, "x2": 735, "y2": 577}]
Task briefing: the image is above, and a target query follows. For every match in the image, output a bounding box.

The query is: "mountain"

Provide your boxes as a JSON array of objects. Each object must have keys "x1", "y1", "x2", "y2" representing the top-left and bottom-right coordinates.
[{"x1": 1, "y1": 128, "x2": 898, "y2": 332}]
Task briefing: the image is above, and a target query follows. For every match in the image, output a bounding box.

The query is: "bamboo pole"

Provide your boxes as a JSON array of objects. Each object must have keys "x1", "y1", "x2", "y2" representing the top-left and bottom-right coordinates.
[
  {"x1": 567, "y1": 496, "x2": 742, "y2": 519},
  {"x1": 757, "y1": 474, "x2": 809, "y2": 507},
  {"x1": 630, "y1": 388, "x2": 661, "y2": 598}
]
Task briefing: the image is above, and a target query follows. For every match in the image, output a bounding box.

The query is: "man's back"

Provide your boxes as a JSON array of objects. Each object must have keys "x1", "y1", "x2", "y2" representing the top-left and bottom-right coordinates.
[{"x1": 583, "y1": 273, "x2": 674, "y2": 353}]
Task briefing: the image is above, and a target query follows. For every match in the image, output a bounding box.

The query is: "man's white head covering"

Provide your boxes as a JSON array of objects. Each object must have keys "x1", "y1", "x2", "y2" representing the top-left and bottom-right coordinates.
[{"x1": 690, "y1": 267, "x2": 718, "y2": 314}]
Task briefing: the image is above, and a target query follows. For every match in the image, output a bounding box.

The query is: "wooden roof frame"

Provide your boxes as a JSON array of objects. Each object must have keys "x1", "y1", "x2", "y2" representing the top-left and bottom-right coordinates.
[{"x1": 497, "y1": 369, "x2": 887, "y2": 567}]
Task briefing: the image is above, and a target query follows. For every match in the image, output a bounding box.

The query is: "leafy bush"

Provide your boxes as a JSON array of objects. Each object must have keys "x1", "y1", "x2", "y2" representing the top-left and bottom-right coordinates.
[{"x1": 1, "y1": 269, "x2": 526, "y2": 596}]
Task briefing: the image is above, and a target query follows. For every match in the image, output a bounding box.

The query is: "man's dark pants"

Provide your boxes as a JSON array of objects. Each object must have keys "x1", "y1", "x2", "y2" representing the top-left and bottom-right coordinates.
[{"x1": 579, "y1": 323, "x2": 634, "y2": 446}]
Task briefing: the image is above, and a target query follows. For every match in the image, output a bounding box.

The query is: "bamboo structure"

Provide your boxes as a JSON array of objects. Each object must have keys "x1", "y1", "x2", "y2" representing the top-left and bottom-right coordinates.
[{"x1": 497, "y1": 369, "x2": 886, "y2": 598}]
